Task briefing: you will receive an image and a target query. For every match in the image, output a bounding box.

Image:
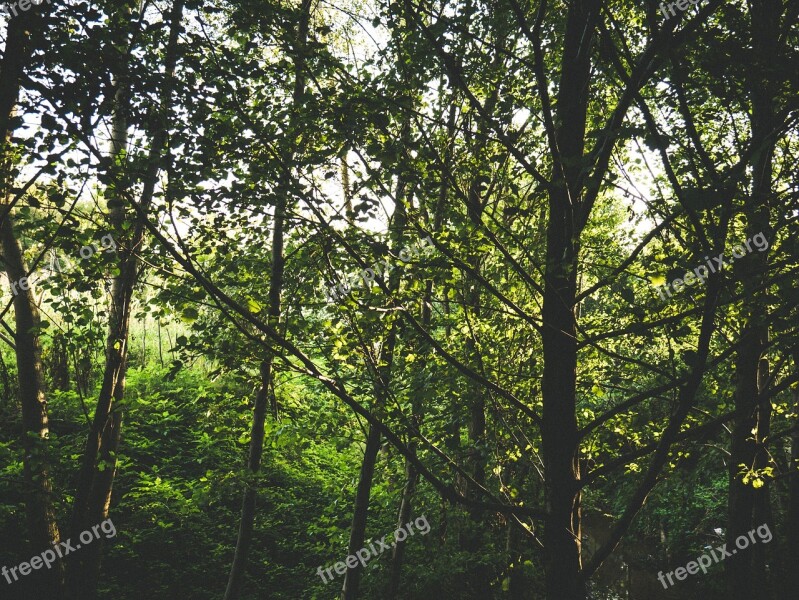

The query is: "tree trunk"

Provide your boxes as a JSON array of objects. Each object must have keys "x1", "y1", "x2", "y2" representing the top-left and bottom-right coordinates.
[
  {"x1": 540, "y1": 197, "x2": 583, "y2": 600},
  {"x1": 223, "y1": 2, "x2": 310, "y2": 598},
  {"x1": 340, "y1": 174, "x2": 406, "y2": 600},
  {"x1": 726, "y1": 323, "x2": 768, "y2": 600},
  {"x1": 387, "y1": 112, "x2": 449, "y2": 595},
  {"x1": 540, "y1": 1, "x2": 599, "y2": 597},
  {"x1": 340, "y1": 423, "x2": 385, "y2": 600},
  {"x1": 459, "y1": 171, "x2": 490, "y2": 599},
  {"x1": 752, "y1": 345, "x2": 772, "y2": 591},
  {"x1": 0, "y1": 213, "x2": 65, "y2": 597},
  {"x1": 224, "y1": 360, "x2": 274, "y2": 600},
  {"x1": 67, "y1": 3, "x2": 184, "y2": 598},
  {"x1": 787, "y1": 350, "x2": 799, "y2": 598},
  {"x1": 387, "y1": 458, "x2": 418, "y2": 598},
  {"x1": 726, "y1": 3, "x2": 777, "y2": 598},
  {"x1": 47, "y1": 332, "x2": 70, "y2": 391},
  {"x1": 79, "y1": 409, "x2": 123, "y2": 597},
  {"x1": 0, "y1": 4, "x2": 63, "y2": 597}
]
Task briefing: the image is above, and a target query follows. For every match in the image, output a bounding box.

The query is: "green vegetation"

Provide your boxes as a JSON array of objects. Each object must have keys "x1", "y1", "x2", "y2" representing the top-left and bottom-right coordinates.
[{"x1": 1, "y1": 1, "x2": 798, "y2": 599}]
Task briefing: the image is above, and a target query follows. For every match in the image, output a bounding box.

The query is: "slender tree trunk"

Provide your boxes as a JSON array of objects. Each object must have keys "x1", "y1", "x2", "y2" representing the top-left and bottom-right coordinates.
[
  {"x1": 387, "y1": 457, "x2": 418, "y2": 598},
  {"x1": 459, "y1": 169, "x2": 490, "y2": 599},
  {"x1": 387, "y1": 112, "x2": 449, "y2": 595},
  {"x1": 386, "y1": 277, "x2": 430, "y2": 599},
  {"x1": 0, "y1": 214, "x2": 65, "y2": 596},
  {"x1": 340, "y1": 50, "x2": 418, "y2": 595},
  {"x1": 224, "y1": 360, "x2": 274, "y2": 600},
  {"x1": 340, "y1": 178, "x2": 407, "y2": 600},
  {"x1": 67, "y1": 3, "x2": 184, "y2": 598},
  {"x1": 464, "y1": 248, "x2": 486, "y2": 503},
  {"x1": 340, "y1": 422, "x2": 385, "y2": 600},
  {"x1": 0, "y1": 4, "x2": 63, "y2": 597},
  {"x1": 341, "y1": 157, "x2": 355, "y2": 223},
  {"x1": 224, "y1": 3, "x2": 310, "y2": 598},
  {"x1": 47, "y1": 331, "x2": 70, "y2": 391},
  {"x1": 157, "y1": 318, "x2": 164, "y2": 367},
  {"x1": 386, "y1": 266, "x2": 432, "y2": 599},
  {"x1": 79, "y1": 409, "x2": 122, "y2": 597}
]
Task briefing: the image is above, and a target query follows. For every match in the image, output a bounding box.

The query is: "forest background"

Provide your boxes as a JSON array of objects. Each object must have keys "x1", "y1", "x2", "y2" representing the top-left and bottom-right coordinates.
[{"x1": 0, "y1": 1, "x2": 798, "y2": 599}]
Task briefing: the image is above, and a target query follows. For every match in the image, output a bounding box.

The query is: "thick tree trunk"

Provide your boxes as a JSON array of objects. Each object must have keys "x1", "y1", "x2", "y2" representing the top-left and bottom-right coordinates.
[
  {"x1": 0, "y1": 1, "x2": 49, "y2": 156},
  {"x1": 787, "y1": 351, "x2": 799, "y2": 598},
  {"x1": 726, "y1": 324, "x2": 768, "y2": 600},
  {"x1": 540, "y1": 200, "x2": 583, "y2": 600},
  {"x1": 726, "y1": 3, "x2": 777, "y2": 598},
  {"x1": 540, "y1": 1, "x2": 599, "y2": 597}
]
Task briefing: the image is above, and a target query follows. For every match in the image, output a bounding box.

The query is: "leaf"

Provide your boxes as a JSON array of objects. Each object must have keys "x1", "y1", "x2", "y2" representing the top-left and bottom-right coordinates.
[
  {"x1": 650, "y1": 274, "x2": 667, "y2": 287},
  {"x1": 246, "y1": 297, "x2": 262, "y2": 314}
]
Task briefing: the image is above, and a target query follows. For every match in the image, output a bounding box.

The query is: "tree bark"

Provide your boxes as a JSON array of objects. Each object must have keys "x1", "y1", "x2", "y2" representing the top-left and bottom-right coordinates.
[
  {"x1": 540, "y1": 194, "x2": 583, "y2": 600},
  {"x1": 0, "y1": 213, "x2": 65, "y2": 597},
  {"x1": 340, "y1": 421, "x2": 385, "y2": 600},
  {"x1": 67, "y1": 2, "x2": 184, "y2": 598},
  {"x1": 540, "y1": 1, "x2": 599, "y2": 597},
  {"x1": 787, "y1": 350, "x2": 799, "y2": 598},
  {"x1": 223, "y1": 2, "x2": 310, "y2": 598},
  {"x1": 340, "y1": 154, "x2": 407, "y2": 600},
  {"x1": 0, "y1": 3, "x2": 63, "y2": 597},
  {"x1": 726, "y1": 2, "x2": 778, "y2": 598}
]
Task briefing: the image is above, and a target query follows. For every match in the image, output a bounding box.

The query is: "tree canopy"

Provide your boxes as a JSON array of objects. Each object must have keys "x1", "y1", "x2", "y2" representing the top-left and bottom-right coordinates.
[{"x1": 0, "y1": 1, "x2": 798, "y2": 599}]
